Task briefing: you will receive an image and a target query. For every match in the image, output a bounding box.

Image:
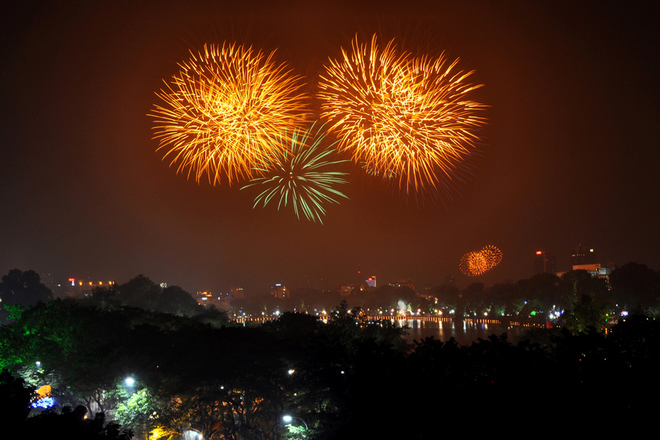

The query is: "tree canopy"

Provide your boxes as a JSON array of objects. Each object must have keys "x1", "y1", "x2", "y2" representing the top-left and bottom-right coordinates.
[
  {"x1": 1, "y1": 265, "x2": 659, "y2": 438},
  {"x1": 0, "y1": 269, "x2": 53, "y2": 323}
]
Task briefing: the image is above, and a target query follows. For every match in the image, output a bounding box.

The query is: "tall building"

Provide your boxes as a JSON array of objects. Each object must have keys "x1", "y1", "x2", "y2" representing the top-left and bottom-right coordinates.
[
  {"x1": 271, "y1": 283, "x2": 288, "y2": 298},
  {"x1": 534, "y1": 251, "x2": 556, "y2": 274},
  {"x1": 571, "y1": 244, "x2": 596, "y2": 267}
]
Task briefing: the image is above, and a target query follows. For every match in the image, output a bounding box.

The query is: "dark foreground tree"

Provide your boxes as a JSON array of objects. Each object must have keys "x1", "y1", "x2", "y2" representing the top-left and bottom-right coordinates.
[
  {"x1": 1, "y1": 370, "x2": 132, "y2": 439},
  {"x1": 26, "y1": 406, "x2": 133, "y2": 440},
  {"x1": 0, "y1": 370, "x2": 34, "y2": 432}
]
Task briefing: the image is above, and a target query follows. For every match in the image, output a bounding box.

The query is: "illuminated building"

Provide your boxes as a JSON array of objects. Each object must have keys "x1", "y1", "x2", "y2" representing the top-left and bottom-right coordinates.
[
  {"x1": 571, "y1": 244, "x2": 596, "y2": 266},
  {"x1": 196, "y1": 291, "x2": 216, "y2": 306},
  {"x1": 572, "y1": 263, "x2": 613, "y2": 281},
  {"x1": 569, "y1": 245, "x2": 613, "y2": 281},
  {"x1": 271, "y1": 283, "x2": 288, "y2": 299},
  {"x1": 196, "y1": 287, "x2": 243, "y2": 307},
  {"x1": 534, "y1": 251, "x2": 556, "y2": 274},
  {"x1": 64, "y1": 278, "x2": 116, "y2": 298}
]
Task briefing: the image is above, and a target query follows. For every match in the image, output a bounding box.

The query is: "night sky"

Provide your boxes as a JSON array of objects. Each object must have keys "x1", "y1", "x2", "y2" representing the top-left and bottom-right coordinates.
[{"x1": 2, "y1": 1, "x2": 658, "y2": 296}]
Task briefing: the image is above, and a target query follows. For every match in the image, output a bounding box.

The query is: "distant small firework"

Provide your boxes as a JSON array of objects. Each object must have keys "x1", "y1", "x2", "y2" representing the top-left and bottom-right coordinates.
[
  {"x1": 150, "y1": 42, "x2": 310, "y2": 186},
  {"x1": 318, "y1": 34, "x2": 486, "y2": 200},
  {"x1": 460, "y1": 245, "x2": 503, "y2": 276},
  {"x1": 241, "y1": 122, "x2": 349, "y2": 224}
]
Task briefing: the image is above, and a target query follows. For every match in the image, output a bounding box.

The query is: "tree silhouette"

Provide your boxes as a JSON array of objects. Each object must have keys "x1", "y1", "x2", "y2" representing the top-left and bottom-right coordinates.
[
  {"x1": 610, "y1": 262, "x2": 660, "y2": 313},
  {"x1": 0, "y1": 269, "x2": 53, "y2": 323}
]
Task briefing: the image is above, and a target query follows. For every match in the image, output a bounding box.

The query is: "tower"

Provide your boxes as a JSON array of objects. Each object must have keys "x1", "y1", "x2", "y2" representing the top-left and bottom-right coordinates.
[{"x1": 534, "y1": 251, "x2": 556, "y2": 274}]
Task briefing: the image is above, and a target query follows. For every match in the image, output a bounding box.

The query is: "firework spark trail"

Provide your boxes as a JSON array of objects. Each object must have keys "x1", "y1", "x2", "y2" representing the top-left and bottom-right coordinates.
[
  {"x1": 150, "y1": 42, "x2": 310, "y2": 186},
  {"x1": 318, "y1": 34, "x2": 486, "y2": 199},
  {"x1": 241, "y1": 122, "x2": 349, "y2": 224},
  {"x1": 460, "y1": 245, "x2": 503, "y2": 276}
]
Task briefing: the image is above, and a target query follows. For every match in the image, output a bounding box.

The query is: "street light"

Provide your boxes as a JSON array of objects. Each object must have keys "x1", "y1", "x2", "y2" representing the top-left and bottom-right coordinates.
[
  {"x1": 183, "y1": 429, "x2": 204, "y2": 440},
  {"x1": 282, "y1": 415, "x2": 308, "y2": 430}
]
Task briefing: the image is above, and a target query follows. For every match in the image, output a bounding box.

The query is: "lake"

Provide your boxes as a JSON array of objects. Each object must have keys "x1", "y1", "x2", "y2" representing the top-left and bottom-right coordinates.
[{"x1": 392, "y1": 318, "x2": 530, "y2": 346}]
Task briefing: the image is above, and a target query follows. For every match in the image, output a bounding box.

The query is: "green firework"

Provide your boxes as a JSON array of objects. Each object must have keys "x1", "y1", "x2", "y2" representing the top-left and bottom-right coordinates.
[{"x1": 241, "y1": 122, "x2": 349, "y2": 223}]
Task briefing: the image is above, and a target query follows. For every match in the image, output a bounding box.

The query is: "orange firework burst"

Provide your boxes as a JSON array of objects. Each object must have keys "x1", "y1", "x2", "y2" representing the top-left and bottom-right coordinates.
[
  {"x1": 459, "y1": 245, "x2": 503, "y2": 276},
  {"x1": 318, "y1": 34, "x2": 486, "y2": 199},
  {"x1": 150, "y1": 42, "x2": 310, "y2": 186}
]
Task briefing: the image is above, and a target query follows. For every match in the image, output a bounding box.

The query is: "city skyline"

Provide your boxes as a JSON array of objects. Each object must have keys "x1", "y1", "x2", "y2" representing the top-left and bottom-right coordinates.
[
  {"x1": 41, "y1": 242, "x2": 620, "y2": 297},
  {"x1": 2, "y1": 1, "x2": 659, "y2": 296}
]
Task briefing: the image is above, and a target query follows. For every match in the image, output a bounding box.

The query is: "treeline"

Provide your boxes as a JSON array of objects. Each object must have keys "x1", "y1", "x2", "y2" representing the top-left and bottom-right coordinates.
[
  {"x1": 0, "y1": 270, "x2": 220, "y2": 326},
  {"x1": 0, "y1": 264, "x2": 659, "y2": 438},
  {"x1": 346, "y1": 262, "x2": 660, "y2": 318},
  {"x1": 3, "y1": 262, "x2": 659, "y2": 326},
  {"x1": 234, "y1": 262, "x2": 660, "y2": 330},
  {"x1": 1, "y1": 296, "x2": 660, "y2": 437}
]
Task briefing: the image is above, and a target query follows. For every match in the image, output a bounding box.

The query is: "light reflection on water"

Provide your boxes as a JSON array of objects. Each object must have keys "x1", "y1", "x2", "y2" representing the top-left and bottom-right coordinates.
[{"x1": 394, "y1": 319, "x2": 525, "y2": 346}]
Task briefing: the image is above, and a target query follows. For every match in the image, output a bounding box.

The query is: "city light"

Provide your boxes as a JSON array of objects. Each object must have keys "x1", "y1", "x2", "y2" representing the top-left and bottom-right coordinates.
[
  {"x1": 182, "y1": 429, "x2": 203, "y2": 440},
  {"x1": 31, "y1": 384, "x2": 54, "y2": 409},
  {"x1": 282, "y1": 414, "x2": 308, "y2": 430}
]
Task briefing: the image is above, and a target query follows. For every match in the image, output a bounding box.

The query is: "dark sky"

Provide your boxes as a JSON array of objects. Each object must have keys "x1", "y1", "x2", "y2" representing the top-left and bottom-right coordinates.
[{"x1": 2, "y1": 0, "x2": 659, "y2": 295}]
